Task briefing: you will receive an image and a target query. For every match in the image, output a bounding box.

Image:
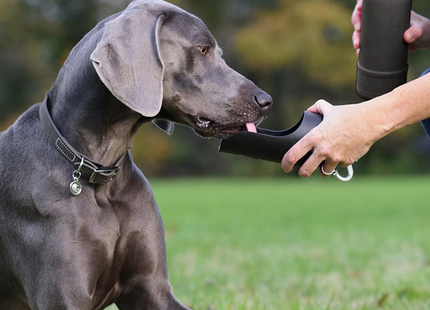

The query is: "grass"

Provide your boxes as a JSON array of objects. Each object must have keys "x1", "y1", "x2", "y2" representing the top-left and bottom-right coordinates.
[{"x1": 106, "y1": 176, "x2": 430, "y2": 310}]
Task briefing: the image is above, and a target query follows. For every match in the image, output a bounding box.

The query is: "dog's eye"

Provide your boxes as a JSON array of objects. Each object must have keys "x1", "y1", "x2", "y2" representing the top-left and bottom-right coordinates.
[{"x1": 198, "y1": 46, "x2": 210, "y2": 56}]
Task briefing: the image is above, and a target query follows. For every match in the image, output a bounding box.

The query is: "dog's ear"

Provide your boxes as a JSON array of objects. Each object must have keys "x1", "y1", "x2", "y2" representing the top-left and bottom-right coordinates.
[
  {"x1": 152, "y1": 119, "x2": 174, "y2": 135},
  {"x1": 91, "y1": 9, "x2": 165, "y2": 117}
]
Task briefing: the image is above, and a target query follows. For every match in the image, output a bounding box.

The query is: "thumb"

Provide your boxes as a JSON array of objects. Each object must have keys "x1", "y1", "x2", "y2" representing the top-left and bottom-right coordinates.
[
  {"x1": 404, "y1": 26, "x2": 423, "y2": 43},
  {"x1": 307, "y1": 99, "x2": 332, "y2": 115}
]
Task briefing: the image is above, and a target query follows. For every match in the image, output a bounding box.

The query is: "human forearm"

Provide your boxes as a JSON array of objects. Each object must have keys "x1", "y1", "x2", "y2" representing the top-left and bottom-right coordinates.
[{"x1": 366, "y1": 73, "x2": 430, "y2": 140}]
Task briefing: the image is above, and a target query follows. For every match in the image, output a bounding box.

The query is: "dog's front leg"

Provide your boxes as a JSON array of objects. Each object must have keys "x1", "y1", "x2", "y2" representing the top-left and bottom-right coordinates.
[
  {"x1": 113, "y1": 196, "x2": 190, "y2": 310},
  {"x1": 113, "y1": 240, "x2": 191, "y2": 310},
  {"x1": 115, "y1": 281, "x2": 190, "y2": 310}
]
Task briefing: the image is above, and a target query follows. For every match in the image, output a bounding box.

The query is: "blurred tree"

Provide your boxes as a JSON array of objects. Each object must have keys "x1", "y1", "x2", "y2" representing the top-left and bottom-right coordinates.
[
  {"x1": 0, "y1": 0, "x2": 128, "y2": 122},
  {"x1": 235, "y1": 0, "x2": 356, "y2": 88}
]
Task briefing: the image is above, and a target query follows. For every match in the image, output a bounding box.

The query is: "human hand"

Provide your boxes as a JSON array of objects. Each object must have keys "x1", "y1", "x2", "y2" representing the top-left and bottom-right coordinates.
[
  {"x1": 351, "y1": 0, "x2": 430, "y2": 54},
  {"x1": 405, "y1": 12, "x2": 430, "y2": 51},
  {"x1": 351, "y1": 0, "x2": 362, "y2": 55},
  {"x1": 281, "y1": 100, "x2": 376, "y2": 178}
]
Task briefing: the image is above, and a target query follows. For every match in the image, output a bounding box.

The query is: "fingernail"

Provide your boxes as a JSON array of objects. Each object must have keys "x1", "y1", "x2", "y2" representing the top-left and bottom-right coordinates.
[
  {"x1": 299, "y1": 169, "x2": 310, "y2": 178},
  {"x1": 282, "y1": 164, "x2": 292, "y2": 173},
  {"x1": 353, "y1": 38, "x2": 359, "y2": 48},
  {"x1": 354, "y1": 22, "x2": 360, "y2": 32},
  {"x1": 405, "y1": 31, "x2": 414, "y2": 42}
]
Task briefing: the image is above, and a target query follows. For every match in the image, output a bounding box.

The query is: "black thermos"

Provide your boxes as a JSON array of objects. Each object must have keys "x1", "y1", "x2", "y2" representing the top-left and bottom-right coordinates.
[{"x1": 356, "y1": 0, "x2": 412, "y2": 100}]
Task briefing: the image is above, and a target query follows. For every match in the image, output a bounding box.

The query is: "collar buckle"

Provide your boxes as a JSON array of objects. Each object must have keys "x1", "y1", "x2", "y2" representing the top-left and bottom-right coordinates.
[{"x1": 89, "y1": 167, "x2": 120, "y2": 184}]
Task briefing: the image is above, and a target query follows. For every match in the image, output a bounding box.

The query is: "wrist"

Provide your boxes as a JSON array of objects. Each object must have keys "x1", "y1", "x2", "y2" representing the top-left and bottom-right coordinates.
[{"x1": 361, "y1": 91, "x2": 406, "y2": 142}]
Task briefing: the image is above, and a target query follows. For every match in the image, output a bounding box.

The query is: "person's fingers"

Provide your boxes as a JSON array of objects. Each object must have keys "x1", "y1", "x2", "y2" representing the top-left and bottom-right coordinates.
[
  {"x1": 352, "y1": 30, "x2": 360, "y2": 50},
  {"x1": 351, "y1": 0, "x2": 362, "y2": 28},
  {"x1": 296, "y1": 150, "x2": 325, "y2": 178},
  {"x1": 283, "y1": 99, "x2": 329, "y2": 169},
  {"x1": 307, "y1": 99, "x2": 332, "y2": 115},
  {"x1": 404, "y1": 26, "x2": 424, "y2": 52},
  {"x1": 351, "y1": 0, "x2": 362, "y2": 50},
  {"x1": 281, "y1": 136, "x2": 314, "y2": 174},
  {"x1": 319, "y1": 162, "x2": 338, "y2": 178},
  {"x1": 283, "y1": 100, "x2": 337, "y2": 177},
  {"x1": 405, "y1": 26, "x2": 422, "y2": 42}
]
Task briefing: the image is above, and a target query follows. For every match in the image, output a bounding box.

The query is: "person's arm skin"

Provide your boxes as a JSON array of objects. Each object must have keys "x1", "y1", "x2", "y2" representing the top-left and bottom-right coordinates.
[
  {"x1": 281, "y1": 73, "x2": 430, "y2": 177},
  {"x1": 282, "y1": 1, "x2": 430, "y2": 178}
]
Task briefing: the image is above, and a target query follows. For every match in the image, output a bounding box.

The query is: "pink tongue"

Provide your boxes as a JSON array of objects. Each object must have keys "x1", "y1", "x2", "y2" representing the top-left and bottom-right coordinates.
[{"x1": 246, "y1": 123, "x2": 257, "y2": 133}]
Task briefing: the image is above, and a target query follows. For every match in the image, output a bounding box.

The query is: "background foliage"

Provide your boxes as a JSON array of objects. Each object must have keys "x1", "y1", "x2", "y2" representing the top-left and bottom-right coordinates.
[{"x1": 1, "y1": 0, "x2": 430, "y2": 177}]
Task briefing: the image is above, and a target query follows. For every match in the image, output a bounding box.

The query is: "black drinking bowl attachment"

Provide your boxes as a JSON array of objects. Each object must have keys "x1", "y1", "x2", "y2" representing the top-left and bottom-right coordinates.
[{"x1": 218, "y1": 111, "x2": 322, "y2": 166}]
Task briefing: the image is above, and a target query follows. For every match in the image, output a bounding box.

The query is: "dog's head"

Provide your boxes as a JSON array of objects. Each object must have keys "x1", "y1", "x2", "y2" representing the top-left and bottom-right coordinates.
[{"x1": 91, "y1": 0, "x2": 272, "y2": 139}]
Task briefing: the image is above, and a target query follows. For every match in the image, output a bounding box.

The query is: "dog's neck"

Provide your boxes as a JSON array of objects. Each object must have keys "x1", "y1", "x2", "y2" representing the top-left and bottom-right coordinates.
[{"x1": 47, "y1": 30, "x2": 147, "y2": 167}]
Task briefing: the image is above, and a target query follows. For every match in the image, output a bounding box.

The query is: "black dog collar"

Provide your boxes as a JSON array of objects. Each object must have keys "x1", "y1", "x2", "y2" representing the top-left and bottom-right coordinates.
[{"x1": 39, "y1": 95, "x2": 123, "y2": 186}]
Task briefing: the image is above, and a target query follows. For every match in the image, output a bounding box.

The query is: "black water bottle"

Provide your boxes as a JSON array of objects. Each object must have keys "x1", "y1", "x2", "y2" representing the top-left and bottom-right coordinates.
[{"x1": 356, "y1": 0, "x2": 412, "y2": 100}]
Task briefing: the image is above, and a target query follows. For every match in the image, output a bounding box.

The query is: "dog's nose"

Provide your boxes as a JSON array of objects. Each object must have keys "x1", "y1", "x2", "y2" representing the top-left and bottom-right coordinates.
[{"x1": 254, "y1": 91, "x2": 273, "y2": 109}]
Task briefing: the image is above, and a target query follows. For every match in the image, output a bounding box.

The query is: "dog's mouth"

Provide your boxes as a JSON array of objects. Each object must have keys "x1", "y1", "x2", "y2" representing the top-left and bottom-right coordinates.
[{"x1": 193, "y1": 116, "x2": 263, "y2": 139}]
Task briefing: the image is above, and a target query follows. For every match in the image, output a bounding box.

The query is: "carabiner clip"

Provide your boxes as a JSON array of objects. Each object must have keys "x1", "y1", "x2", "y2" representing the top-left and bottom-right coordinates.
[{"x1": 332, "y1": 165, "x2": 354, "y2": 182}]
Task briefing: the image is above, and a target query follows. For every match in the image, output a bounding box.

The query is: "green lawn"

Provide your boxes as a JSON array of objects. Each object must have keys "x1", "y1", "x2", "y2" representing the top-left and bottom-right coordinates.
[{"x1": 106, "y1": 176, "x2": 430, "y2": 310}]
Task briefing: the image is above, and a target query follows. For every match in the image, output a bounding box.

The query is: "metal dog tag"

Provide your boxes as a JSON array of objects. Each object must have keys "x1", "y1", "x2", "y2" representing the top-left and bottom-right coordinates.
[
  {"x1": 70, "y1": 180, "x2": 82, "y2": 196},
  {"x1": 70, "y1": 157, "x2": 85, "y2": 196}
]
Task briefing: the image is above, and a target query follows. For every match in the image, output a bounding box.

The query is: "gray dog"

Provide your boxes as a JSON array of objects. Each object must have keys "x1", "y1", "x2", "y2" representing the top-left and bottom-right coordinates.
[{"x1": 0, "y1": 0, "x2": 272, "y2": 309}]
